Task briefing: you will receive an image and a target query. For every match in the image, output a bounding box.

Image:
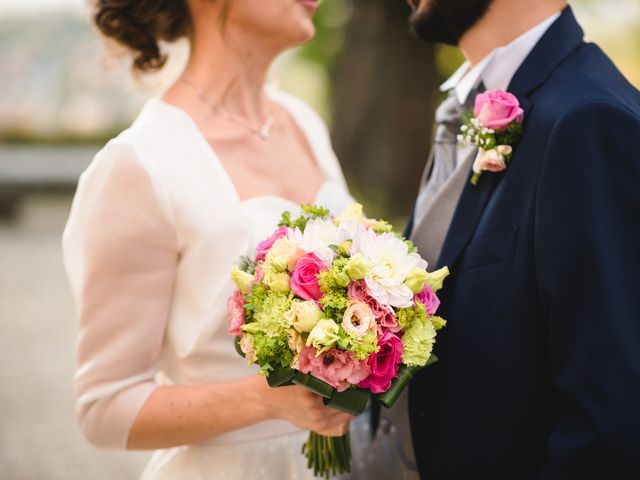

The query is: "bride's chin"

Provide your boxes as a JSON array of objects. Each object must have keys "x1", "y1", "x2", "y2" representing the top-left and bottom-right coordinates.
[
  {"x1": 298, "y1": 27, "x2": 316, "y2": 45},
  {"x1": 284, "y1": 24, "x2": 316, "y2": 48}
]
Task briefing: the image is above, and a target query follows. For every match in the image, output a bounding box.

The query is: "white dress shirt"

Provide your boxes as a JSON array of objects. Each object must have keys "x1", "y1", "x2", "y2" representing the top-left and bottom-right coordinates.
[{"x1": 441, "y1": 12, "x2": 562, "y2": 104}]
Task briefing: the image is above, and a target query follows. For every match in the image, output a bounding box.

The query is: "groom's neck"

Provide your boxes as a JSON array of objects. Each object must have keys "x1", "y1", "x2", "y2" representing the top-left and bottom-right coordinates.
[{"x1": 459, "y1": 0, "x2": 568, "y2": 65}]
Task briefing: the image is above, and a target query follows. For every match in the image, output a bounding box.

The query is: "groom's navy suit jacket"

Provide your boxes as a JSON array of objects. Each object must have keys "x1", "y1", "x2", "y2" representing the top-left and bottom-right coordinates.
[{"x1": 408, "y1": 7, "x2": 640, "y2": 480}]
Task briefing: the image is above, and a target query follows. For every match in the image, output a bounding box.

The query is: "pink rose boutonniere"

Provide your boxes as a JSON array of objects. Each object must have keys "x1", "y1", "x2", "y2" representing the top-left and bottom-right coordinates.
[{"x1": 458, "y1": 90, "x2": 524, "y2": 185}]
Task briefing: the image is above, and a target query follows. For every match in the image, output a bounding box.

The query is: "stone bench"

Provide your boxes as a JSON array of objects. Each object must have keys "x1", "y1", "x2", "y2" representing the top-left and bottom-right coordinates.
[{"x1": 0, "y1": 146, "x2": 97, "y2": 220}]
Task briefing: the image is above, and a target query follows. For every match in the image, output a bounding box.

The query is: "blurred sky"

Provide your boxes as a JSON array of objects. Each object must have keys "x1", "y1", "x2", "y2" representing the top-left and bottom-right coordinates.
[
  {"x1": 0, "y1": 0, "x2": 83, "y2": 14},
  {"x1": 0, "y1": 0, "x2": 638, "y2": 138}
]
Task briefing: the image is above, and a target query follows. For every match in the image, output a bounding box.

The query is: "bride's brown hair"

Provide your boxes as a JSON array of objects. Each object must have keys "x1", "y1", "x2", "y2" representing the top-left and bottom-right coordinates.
[{"x1": 94, "y1": 0, "x2": 194, "y2": 73}]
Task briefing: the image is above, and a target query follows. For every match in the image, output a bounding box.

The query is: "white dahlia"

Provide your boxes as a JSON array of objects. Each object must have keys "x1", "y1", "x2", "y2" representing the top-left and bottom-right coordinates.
[
  {"x1": 288, "y1": 218, "x2": 350, "y2": 265},
  {"x1": 350, "y1": 227, "x2": 427, "y2": 308}
]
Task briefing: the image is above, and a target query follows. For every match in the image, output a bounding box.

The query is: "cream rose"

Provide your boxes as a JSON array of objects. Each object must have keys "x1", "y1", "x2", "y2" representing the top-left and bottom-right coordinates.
[
  {"x1": 472, "y1": 145, "x2": 513, "y2": 175},
  {"x1": 424, "y1": 267, "x2": 450, "y2": 293},
  {"x1": 306, "y1": 319, "x2": 340, "y2": 355},
  {"x1": 285, "y1": 299, "x2": 323, "y2": 333},
  {"x1": 404, "y1": 268, "x2": 430, "y2": 294},
  {"x1": 345, "y1": 253, "x2": 371, "y2": 281},
  {"x1": 336, "y1": 203, "x2": 369, "y2": 226},
  {"x1": 265, "y1": 237, "x2": 304, "y2": 272},
  {"x1": 287, "y1": 328, "x2": 306, "y2": 369},
  {"x1": 231, "y1": 267, "x2": 255, "y2": 294},
  {"x1": 263, "y1": 270, "x2": 291, "y2": 293}
]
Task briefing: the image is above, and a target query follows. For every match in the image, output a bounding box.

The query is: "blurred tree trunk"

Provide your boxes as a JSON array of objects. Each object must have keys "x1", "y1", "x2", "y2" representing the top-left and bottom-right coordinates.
[{"x1": 330, "y1": 1, "x2": 442, "y2": 222}]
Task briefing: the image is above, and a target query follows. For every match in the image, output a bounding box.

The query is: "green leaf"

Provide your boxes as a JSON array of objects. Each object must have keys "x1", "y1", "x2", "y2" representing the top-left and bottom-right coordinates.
[
  {"x1": 238, "y1": 256, "x2": 257, "y2": 274},
  {"x1": 426, "y1": 354, "x2": 439, "y2": 366},
  {"x1": 495, "y1": 120, "x2": 523, "y2": 146},
  {"x1": 278, "y1": 204, "x2": 331, "y2": 232},
  {"x1": 266, "y1": 365, "x2": 296, "y2": 387},
  {"x1": 234, "y1": 336, "x2": 245, "y2": 358},
  {"x1": 292, "y1": 371, "x2": 335, "y2": 399},
  {"x1": 301, "y1": 204, "x2": 330, "y2": 218},
  {"x1": 323, "y1": 387, "x2": 370, "y2": 416},
  {"x1": 376, "y1": 364, "x2": 423, "y2": 409}
]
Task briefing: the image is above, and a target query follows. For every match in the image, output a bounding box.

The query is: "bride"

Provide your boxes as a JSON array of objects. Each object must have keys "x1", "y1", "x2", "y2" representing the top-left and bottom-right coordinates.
[{"x1": 63, "y1": 0, "x2": 367, "y2": 478}]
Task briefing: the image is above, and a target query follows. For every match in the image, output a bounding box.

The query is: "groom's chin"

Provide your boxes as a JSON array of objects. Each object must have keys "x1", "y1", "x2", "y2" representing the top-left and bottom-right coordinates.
[
  {"x1": 409, "y1": 0, "x2": 494, "y2": 46},
  {"x1": 409, "y1": 1, "x2": 461, "y2": 45},
  {"x1": 410, "y1": 10, "x2": 459, "y2": 46}
]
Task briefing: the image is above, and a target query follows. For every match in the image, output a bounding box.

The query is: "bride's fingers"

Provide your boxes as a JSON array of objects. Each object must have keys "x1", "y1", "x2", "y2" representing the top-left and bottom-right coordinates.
[
  {"x1": 329, "y1": 408, "x2": 353, "y2": 424},
  {"x1": 306, "y1": 398, "x2": 349, "y2": 418},
  {"x1": 309, "y1": 411, "x2": 352, "y2": 433},
  {"x1": 272, "y1": 386, "x2": 354, "y2": 432},
  {"x1": 314, "y1": 417, "x2": 351, "y2": 437}
]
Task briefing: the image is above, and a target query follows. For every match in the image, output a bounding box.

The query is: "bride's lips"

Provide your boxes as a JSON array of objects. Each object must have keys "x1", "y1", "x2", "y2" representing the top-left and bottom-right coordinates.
[{"x1": 298, "y1": 0, "x2": 319, "y2": 12}]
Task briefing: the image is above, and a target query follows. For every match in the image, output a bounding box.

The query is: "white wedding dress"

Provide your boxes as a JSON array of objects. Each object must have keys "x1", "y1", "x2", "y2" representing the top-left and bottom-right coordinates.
[{"x1": 63, "y1": 91, "x2": 370, "y2": 479}]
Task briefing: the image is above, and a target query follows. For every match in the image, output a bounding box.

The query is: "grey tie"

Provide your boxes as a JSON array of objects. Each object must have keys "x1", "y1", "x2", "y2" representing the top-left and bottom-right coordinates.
[
  {"x1": 362, "y1": 88, "x2": 483, "y2": 479},
  {"x1": 411, "y1": 87, "x2": 480, "y2": 267},
  {"x1": 363, "y1": 89, "x2": 482, "y2": 479}
]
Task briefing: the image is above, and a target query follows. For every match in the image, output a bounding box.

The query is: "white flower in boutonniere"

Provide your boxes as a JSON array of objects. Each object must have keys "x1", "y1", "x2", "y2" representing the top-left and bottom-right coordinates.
[{"x1": 458, "y1": 90, "x2": 524, "y2": 185}]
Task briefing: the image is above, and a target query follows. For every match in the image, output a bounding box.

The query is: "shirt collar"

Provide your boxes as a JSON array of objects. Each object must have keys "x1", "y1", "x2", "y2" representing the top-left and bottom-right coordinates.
[{"x1": 440, "y1": 12, "x2": 562, "y2": 104}]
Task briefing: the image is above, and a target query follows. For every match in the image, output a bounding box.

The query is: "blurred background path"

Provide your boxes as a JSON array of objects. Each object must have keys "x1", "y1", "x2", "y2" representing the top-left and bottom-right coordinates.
[{"x1": 0, "y1": 187, "x2": 150, "y2": 479}]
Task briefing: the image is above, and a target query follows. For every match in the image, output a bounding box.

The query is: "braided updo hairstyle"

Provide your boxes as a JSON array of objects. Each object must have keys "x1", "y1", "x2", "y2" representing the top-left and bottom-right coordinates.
[{"x1": 94, "y1": 0, "x2": 193, "y2": 72}]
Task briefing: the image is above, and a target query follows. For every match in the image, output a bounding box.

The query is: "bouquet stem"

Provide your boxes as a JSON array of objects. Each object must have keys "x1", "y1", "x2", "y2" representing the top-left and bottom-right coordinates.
[{"x1": 303, "y1": 431, "x2": 351, "y2": 479}]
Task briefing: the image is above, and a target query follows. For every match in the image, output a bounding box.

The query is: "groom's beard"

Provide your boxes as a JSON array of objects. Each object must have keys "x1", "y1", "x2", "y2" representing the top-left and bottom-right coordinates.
[{"x1": 410, "y1": 0, "x2": 494, "y2": 46}]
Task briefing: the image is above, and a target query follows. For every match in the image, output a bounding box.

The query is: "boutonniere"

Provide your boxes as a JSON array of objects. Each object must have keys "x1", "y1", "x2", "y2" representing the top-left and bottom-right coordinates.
[{"x1": 458, "y1": 90, "x2": 524, "y2": 185}]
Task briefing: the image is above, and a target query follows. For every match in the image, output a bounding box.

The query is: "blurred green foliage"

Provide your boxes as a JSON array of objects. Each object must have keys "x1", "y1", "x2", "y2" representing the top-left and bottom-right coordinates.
[
  {"x1": 298, "y1": 0, "x2": 465, "y2": 110},
  {"x1": 298, "y1": 0, "x2": 353, "y2": 68},
  {"x1": 298, "y1": 0, "x2": 639, "y2": 108}
]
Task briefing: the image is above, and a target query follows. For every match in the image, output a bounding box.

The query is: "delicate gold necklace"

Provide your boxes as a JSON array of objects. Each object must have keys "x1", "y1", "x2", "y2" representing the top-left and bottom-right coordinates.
[{"x1": 181, "y1": 78, "x2": 275, "y2": 141}]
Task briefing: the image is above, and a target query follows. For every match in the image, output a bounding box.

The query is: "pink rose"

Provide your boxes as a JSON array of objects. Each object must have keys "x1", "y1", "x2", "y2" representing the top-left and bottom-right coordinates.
[
  {"x1": 290, "y1": 252, "x2": 328, "y2": 301},
  {"x1": 378, "y1": 311, "x2": 401, "y2": 333},
  {"x1": 298, "y1": 346, "x2": 371, "y2": 392},
  {"x1": 414, "y1": 284, "x2": 440, "y2": 316},
  {"x1": 348, "y1": 280, "x2": 401, "y2": 333},
  {"x1": 358, "y1": 329, "x2": 403, "y2": 394},
  {"x1": 227, "y1": 290, "x2": 245, "y2": 335},
  {"x1": 474, "y1": 90, "x2": 524, "y2": 131},
  {"x1": 347, "y1": 280, "x2": 368, "y2": 302},
  {"x1": 256, "y1": 226, "x2": 289, "y2": 262}
]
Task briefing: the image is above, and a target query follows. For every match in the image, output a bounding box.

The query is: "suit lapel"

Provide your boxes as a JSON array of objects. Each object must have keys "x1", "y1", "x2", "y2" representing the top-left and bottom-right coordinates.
[
  {"x1": 436, "y1": 166, "x2": 501, "y2": 269},
  {"x1": 435, "y1": 6, "x2": 584, "y2": 270},
  {"x1": 507, "y1": 7, "x2": 584, "y2": 97}
]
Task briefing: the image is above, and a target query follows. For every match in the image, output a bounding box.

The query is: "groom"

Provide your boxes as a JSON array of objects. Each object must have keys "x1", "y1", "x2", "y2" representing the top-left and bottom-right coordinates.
[{"x1": 403, "y1": 1, "x2": 640, "y2": 479}]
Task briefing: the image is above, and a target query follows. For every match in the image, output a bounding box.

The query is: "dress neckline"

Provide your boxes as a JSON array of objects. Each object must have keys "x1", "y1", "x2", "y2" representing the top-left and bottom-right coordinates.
[{"x1": 149, "y1": 92, "x2": 331, "y2": 207}]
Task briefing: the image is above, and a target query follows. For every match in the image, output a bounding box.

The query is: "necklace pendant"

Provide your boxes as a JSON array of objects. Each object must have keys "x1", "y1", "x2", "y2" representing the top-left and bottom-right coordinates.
[{"x1": 259, "y1": 116, "x2": 275, "y2": 141}]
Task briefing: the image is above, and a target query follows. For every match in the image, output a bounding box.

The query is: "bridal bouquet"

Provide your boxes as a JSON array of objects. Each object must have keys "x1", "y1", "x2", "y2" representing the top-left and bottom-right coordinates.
[{"x1": 227, "y1": 204, "x2": 448, "y2": 478}]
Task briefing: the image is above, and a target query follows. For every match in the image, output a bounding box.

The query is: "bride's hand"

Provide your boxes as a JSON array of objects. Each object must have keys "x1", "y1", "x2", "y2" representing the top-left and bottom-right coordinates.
[
  {"x1": 264, "y1": 382, "x2": 352, "y2": 433},
  {"x1": 314, "y1": 419, "x2": 351, "y2": 437}
]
